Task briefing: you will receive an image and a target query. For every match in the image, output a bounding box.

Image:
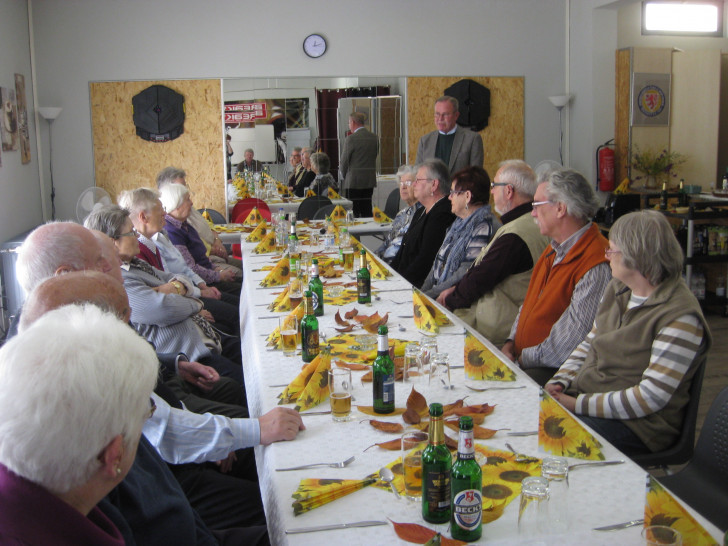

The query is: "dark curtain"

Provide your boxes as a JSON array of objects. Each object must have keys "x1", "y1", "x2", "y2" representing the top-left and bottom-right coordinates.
[{"x1": 315, "y1": 86, "x2": 390, "y2": 182}]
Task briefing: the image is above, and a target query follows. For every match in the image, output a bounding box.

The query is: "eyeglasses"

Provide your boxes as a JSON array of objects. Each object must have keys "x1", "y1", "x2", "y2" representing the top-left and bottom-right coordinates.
[
  {"x1": 491, "y1": 182, "x2": 510, "y2": 190},
  {"x1": 531, "y1": 200, "x2": 554, "y2": 209},
  {"x1": 434, "y1": 112, "x2": 454, "y2": 119},
  {"x1": 605, "y1": 249, "x2": 622, "y2": 258},
  {"x1": 399, "y1": 180, "x2": 413, "y2": 187},
  {"x1": 116, "y1": 228, "x2": 139, "y2": 239},
  {"x1": 147, "y1": 398, "x2": 157, "y2": 420},
  {"x1": 414, "y1": 178, "x2": 433, "y2": 185}
]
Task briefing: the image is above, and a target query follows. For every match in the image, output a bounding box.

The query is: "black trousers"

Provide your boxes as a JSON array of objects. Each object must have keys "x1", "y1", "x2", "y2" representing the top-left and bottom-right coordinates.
[
  {"x1": 165, "y1": 375, "x2": 248, "y2": 418},
  {"x1": 348, "y1": 187, "x2": 374, "y2": 218}
]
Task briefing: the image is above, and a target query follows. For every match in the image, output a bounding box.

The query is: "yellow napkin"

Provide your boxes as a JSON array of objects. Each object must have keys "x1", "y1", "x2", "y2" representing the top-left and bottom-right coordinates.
[
  {"x1": 260, "y1": 257, "x2": 290, "y2": 287},
  {"x1": 326, "y1": 332, "x2": 408, "y2": 363},
  {"x1": 243, "y1": 207, "x2": 264, "y2": 226},
  {"x1": 367, "y1": 254, "x2": 391, "y2": 279},
  {"x1": 645, "y1": 476, "x2": 715, "y2": 546},
  {"x1": 201, "y1": 208, "x2": 214, "y2": 227},
  {"x1": 291, "y1": 475, "x2": 377, "y2": 516},
  {"x1": 328, "y1": 187, "x2": 341, "y2": 199},
  {"x1": 330, "y1": 205, "x2": 348, "y2": 221},
  {"x1": 464, "y1": 332, "x2": 517, "y2": 381},
  {"x1": 267, "y1": 303, "x2": 305, "y2": 347},
  {"x1": 252, "y1": 232, "x2": 277, "y2": 254},
  {"x1": 324, "y1": 288, "x2": 359, "y2": 306},
  {"x1": 268, "y1": 287, "x2": 292, "y2": 312},
  {"x1": 246, "y1": 221, "x2": 268, "y2": 242},
  {"x1": 372, "y1": 206, "x2": 392, "y2": 223},
  {"x1": 412, "y1": 288, "x2": 451, "y2": 334},
  {"x1": 538, "y1": 391, "x2": 604, "y2": 460},
  {"x1": 305, "y1": 189, "x2": 316, "y2": 197},
  {"x1": 278, "y1": 348, "x2": 332, "y2": 411}
]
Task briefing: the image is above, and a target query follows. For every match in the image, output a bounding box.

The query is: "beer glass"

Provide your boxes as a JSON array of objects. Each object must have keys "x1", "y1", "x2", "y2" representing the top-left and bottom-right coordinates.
[
  {"x1": 518, "y1": 476, "x2": 549, "y2": 538},
  {"x1": 401, "y1": 431, "x2": 428, "y2": 501},
  {"x1": 541, "y1": 456, "x2": 569, "y2": 533},
  {"x1": 419, "y1": 337, "x2": 438, "y2": 377},
  {"x1": 279, "y1": 316, "x2": 298, "y2": 357},
  {"x1": 403, "y1": 342, "x2": 423, "y2": 384},
  {"x1": 342, "y1": 247, "x2": 355, "y2": 272},
  {"x1": 328, "y1": 368, "x2": 353, "y2": 422},
  {"x1": 288, "y1": 277, "x2": 303, "y2": 310},
  {"x1": 429, "y1": 352, "x2": 451, "y2": 389}
]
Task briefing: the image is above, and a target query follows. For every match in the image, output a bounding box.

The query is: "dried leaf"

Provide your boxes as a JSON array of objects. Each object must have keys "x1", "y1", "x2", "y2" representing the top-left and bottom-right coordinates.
[
  {"x1": 388, "y1": 520, "x2": 467, "y2": 546},
  {"x1": 406, "y1": 387, "x2": 428, "y2": 417},
  {"x1": 344, "y1": 308, "x2": 359, "y2": 319},
  {"x1": 334, "y1": 310, "x2": 349, "y2": 326},
  {"x1": 444, "y1": 421, "x2": 500, "y2": 439},
  {"x1": 402, "y1": 407, "x2": 421, "y2": 425},
  {"x1": 364, "y1": 420, "x2": 404, "y2": 434},
  {"x1": 444, "y1": 434, "x2": 459, "y2": 451},
  {"x1": 441, "y1": 399, "x2": 465, "y2": 417},
  {"x1": 360, "y1": 368, "x2": 404, "y2": 383},
  {"x1": 361, "y1": 370, "x2": 372, "y2": 382},
  {"x1": 355, "y1": 311, "x2": 380, "y2": 324},
  {"x1": 408, "y1": 422, "x2": 429, "y2": 432},
  {"x1": 450, "y1": 403, "x2": 496, "y2": 417},
  {"x1": 364, "y1": 438, "x2": 402, "y2": 451},
  {"x1": 446, "y1": 414, "x2": 486, "y2": 425},
  {"x1": 334, "y1": 324, "x2": 355, "y2": 333},
  {"x1": 356, "y1": 405, "x2": 406, "y2": 417},
  {"x1": 335, "y1": 360, "x2": 369, "y2": 371}
]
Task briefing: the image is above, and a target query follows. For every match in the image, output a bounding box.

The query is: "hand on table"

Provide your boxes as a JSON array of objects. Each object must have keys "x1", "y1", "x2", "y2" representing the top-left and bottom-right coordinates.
[
  {"x1": 544, "y1": 383, "x2": 563, "y2": 397},
  {"x1": 258, "y1": 407, "x2": 306, "y2": 445},
  {"x1": 198, "y1": 309, "x2": 215, "y2": 323},
  {"x1": 436, "y1": 286, "x2": 455, "y2": 308},
  {"x1": 199, "y1": 283, "x2": 221, "y2": 299},
  {"x1": 501, "y1": 340, "x2": 517, "y2": 362},
  {"x1": 178, "y1": 360, "x2": 220, "y2": 392}
]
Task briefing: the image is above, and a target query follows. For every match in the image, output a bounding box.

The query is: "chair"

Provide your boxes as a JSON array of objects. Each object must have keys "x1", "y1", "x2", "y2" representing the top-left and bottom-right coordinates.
[
  {"x1": 312, "y1": 204, "x2": 336, "y2": 220},
  {"x1": 631, "y1": 359, "x2": 706, "y2": 469},
  {"x1": 384, "y1": 188, "x2": 401, "y2": 219},
  {"x1": 231, "y1": 198, "x2": 272, "y2": 224},
  {"x1": 297, "y1": 195, "x2": 332, "y2": 221},
  {"x1": 197, "y1": 208, "x2": 226, "y2": 224},
  {"x1": 658, "y1": 385, "x2": 728, "y2": 530}
]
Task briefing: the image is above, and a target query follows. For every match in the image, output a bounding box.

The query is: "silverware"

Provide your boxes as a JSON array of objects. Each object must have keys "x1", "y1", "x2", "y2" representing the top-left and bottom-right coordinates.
[
  {"x1": 507, "y1": 431, "x2": 538, "y2": 437},
  {"x1": 379, "y1": 467, "x2": 400, "y2": 499},
  {"x1": 466, "y1": 384, "x2": 526, "y2": 393},
  {"x1": 276, "y1": 455, "x2": 355, "y2": 472},
  {"x1": 298, "y1": 410, "x2": 332, "y2": 416},
  {"x1": 286, "y1": 520, "x2": 387, "y2": 534},
  {"x1": 505, "y1": 442, "x2": 536, "y2": 463},
  {"x1": 593, "y1": 518, "x2": 644, "y2": 531},
  {"x1": 569, "y1": 460, "x2": 624, "y2": 471},
  {"x1": 268, "y1": 383, "x2": 289, "y2": 387}
]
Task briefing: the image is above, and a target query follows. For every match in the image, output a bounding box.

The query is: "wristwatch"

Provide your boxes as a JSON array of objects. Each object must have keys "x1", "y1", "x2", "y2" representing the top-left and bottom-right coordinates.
[{"x1": 171, "y1": 280, "x2": 184, "y2": 294}]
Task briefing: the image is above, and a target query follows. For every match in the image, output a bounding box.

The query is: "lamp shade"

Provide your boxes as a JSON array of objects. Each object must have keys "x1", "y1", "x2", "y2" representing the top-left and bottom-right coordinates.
[
  {"x1": 38, "y1": 107, "x2": 62, "y2": 120},
  {"x1": 548, "y1": 95, "x2": 573, "y2": 109}
]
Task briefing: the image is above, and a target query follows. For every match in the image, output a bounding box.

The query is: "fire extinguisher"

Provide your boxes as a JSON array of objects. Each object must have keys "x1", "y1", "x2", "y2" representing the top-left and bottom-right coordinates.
[{"x1": 596, "y1": 139, "x2": 615, "y2": 192}]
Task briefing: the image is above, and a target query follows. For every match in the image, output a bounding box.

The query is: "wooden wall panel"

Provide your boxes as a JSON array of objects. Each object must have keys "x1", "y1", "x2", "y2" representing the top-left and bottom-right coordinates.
[
  {"x1": 90, "y1": 79, "x2": 225, "y2": 214},
  {"x1": 406, "y1": 77, "x2": 524, "y2": 179}
]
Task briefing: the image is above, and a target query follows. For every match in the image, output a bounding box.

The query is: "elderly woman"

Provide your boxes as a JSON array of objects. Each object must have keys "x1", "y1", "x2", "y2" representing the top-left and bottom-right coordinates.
[
  {"x1": 308, "y1": 152, "x2": 339, "y2": 196},
  {"x1": 421, "y1": 166, "x2": 500, "y2": 298},
  {"x1": 375, "y1": 165, "x2": 422, "y2": 264},
  {"x1": 290, "y1": 147, "x2": 316, "y2": 197},
  {"x1": 159, "y1": 183, "x2": 242, "y2": 292},
  {"x1": 0, "y1": 304, "x2": 157, "y2": 544},
  {"x1": 391, "y1": 158, "x2": 456, "y2": 287},
  {"x1": 84, "y1": 204, "x2": 243, "y2": 386},
  {"x1": 545, "y1": 210, "x2": 711, "y2": 456}
]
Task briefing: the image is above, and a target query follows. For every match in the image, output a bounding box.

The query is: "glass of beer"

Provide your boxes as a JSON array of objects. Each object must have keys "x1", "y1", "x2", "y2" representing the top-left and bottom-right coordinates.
[
  {"x1": 288, "y1": 277, "x2": 303, "y2": 309},
  {"x1": 279, "y1": 315, "x2": 298, "y2": 357},
  {"x1": 401, "y1": 431, "x2": 428, "y2": 501},
  {"x1": 342, "y1": 247, "x2": 355, "y2": 272},
  {"x1": 328, "y1": 368, "x2": 353, "y2": 422}
]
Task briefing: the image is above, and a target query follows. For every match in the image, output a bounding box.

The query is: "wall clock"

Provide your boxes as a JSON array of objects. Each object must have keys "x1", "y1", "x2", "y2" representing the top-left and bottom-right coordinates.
[{"x1": 303, "y1": 34, "x2": 327, "y2": 58}]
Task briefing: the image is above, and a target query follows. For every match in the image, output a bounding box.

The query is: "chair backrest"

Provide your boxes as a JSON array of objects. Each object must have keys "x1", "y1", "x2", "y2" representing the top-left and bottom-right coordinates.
[
  {"x1": 197, "y1": 208, "x2": 226, "y2": 224},
  {"x1": 231, "y1": 198, "x2": 271, "y2": 223},
  {"x1": 384, "y1": 188, "x2": 401, "y2": 219},
  {"x1": 298, "y1": 195, "x2": 332, "y2": 221},
  {"x1": 631, "y1": 357, "x2": 706, "y2": 468},
  {"x1": 691, "y1": 384, "x2": 728, "y2": 478},
  {"x1": 313, "y1": 204, "x2": 337, "y2": 220}
]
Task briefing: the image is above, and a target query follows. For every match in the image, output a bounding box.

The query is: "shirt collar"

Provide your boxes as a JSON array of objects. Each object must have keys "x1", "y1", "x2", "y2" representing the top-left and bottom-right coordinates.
[
  {"x1": 439, "y1": 126, "x2": 457, "y2": 136},
  {"x1": 138, "y1": 233, "x2": 157, "y2": 253},
  {"x1": 551, "y1": 222, "x2": 592, "y2": 264}
]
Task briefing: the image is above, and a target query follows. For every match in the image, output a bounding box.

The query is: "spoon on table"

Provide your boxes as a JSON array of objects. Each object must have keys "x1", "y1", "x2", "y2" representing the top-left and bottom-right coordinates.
[
  {"x1": 379, "y1": 467, "x2": 400, "y2": 499},
  {"x1": 466, "y1": 385, "x2": 526, "y2": 393}
]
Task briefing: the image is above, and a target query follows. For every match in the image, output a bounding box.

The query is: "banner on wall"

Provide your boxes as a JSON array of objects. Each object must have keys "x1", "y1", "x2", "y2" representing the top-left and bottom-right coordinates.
[
  {"x1": 631, "y1": 73, "x2": 671, "y2": 127},
  {"x1": 225, "y1": 102, "x2": 268, "y2": 124},
  {"x1": 15, "y1": 74, "x2": 30, "y2": 164},
  {"x1": 1, "y1": 87, "x2": 19, "y2": 152}
]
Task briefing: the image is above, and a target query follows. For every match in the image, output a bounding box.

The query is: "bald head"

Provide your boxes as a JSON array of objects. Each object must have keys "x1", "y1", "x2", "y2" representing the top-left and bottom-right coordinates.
[
  {"x1": 19, "y1": 271, "x2": 130, "y2": 333},
  {"x1": 16, "y1": 222, "x2": 112, "y2": 294}
]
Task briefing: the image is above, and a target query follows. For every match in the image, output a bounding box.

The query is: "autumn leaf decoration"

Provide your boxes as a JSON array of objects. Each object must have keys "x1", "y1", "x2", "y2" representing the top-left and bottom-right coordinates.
[
  {"x1": 246, "y1": 221, "x2": 268, "y2": 242},
  {"x1": 252, "y1": 231, "x2": 277, "y2": 254},
  {"x1": 372, "y1": 206, "x2": 392, "y2": 223},
  {"x1": 389, "y1": 520, "x2": 466, "y2": 546},
  {"x1": 463, "y1": 332, "x2": 517, "y2": 382},
  {"x1": 243, "y1": 207, "x2": 264, "y2": 226},
  {"x1": 538, "y1": 390, "x2": 604, "y2": 460},
  {"x1": 412, "y1": 288, "x2": 451, "y2": 334},
  {"x1": 259, "y1": 257, "x2": 290, "y2": 288}
]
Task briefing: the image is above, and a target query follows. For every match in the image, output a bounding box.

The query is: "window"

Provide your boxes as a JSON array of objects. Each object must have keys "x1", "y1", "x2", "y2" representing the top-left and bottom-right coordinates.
[{"x1": 642, "y1": 1, "x2": 724, "y2": 37}]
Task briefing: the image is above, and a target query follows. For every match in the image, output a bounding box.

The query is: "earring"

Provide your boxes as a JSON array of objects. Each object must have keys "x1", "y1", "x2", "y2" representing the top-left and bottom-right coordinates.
[{"x1": 115, "y1": 467, "x2": 122, "y2": 476}]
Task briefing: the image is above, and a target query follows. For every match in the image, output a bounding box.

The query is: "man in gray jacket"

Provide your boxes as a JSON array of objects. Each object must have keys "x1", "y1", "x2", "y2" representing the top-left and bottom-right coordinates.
[{"x1": 340, "y1": 112, "x2": 379, "y2": 217}]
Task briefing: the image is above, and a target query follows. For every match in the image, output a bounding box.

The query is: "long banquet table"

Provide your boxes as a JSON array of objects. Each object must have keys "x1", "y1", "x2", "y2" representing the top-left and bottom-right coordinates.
[
  {"x1": 238, "y1": 225, "x2": 722, "y2": 545},
  {"x1": 228, "y1": 196, "x2": 354, "y2": 218},
  {"x1": 217, "y1": 218, "x2": 391, "y2": 245}
]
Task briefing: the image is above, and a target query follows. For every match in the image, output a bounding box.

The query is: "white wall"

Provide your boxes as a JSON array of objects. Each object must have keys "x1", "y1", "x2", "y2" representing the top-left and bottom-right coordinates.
[{"x1": 0, "y1": 0, "x2": 41, "y2": 244}]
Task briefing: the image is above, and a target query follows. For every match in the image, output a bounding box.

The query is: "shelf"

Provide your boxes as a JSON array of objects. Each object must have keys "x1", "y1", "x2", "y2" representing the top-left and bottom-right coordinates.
[{"x1": 685, "y1": 254, "x2": 728, "y2": 265}]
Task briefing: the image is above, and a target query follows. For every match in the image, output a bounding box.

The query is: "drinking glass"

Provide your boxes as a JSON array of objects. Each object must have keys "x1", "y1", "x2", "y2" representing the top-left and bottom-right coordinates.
[
  {"x1": 429, "y1": 352, "x2": 451, "y2": 389},
  {"x1": 541, "y1": 456, "x2": 569, "y2": 533},
  {"x1": 642, "y1": 526, "x2": 682, "y2": 545},
  {"x1": 401, "y1": 431, "x2": 428, "y2": 501},
  {"x1": 346, "y1": 209, "x2": 355, "y2": 226},
  {"x1": 518, "y1": 476, "x2": 550, "y2": 539},
  {"x1": 342, "y1": 247, "x2": 355, "y2": 272},
  {"x1": 288, "y1": 277, "x2": 303, "y2": 310},
  {"x1": 279, "y1": 315, "x2": 298, "y2": 357},
  {"x1": 403, "y1": 342, "x2": 423, "y2": 384},
  {"x1": 328, "y1": 368, "x2": 353, "y2": 422},
  {"x1": 419, "y1": 336, "x2": 438, "y2": 376}
]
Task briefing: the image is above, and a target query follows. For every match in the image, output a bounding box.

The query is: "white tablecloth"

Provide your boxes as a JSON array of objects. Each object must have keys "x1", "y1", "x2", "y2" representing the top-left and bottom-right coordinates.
[
  {"x1": 239, "y1": 226, "x2": 722, "y2": 545},
  {"x1": 217, "y1": 219, "x2": 390, "y2": 245}
]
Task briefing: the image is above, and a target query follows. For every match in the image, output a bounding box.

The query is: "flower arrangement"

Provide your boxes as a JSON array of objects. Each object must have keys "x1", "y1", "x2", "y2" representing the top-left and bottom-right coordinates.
[{"x1": 631, "y1": 147, "x2": 687, "y2": 184}]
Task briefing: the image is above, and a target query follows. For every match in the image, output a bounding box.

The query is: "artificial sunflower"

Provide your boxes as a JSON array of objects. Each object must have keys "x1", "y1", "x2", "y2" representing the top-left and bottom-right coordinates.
[
  {"x1": 464, "y1": 332, "x2": 516, "y2": 381},
  {"x1": 538, "y1": 394, "x2": 604, "y2": 460}
]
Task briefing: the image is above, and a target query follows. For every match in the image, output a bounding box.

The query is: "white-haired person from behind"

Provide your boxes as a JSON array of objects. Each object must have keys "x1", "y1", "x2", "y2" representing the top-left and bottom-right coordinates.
[{"x1": 0, "y1": 304, "x2": 158, "y2": 545}]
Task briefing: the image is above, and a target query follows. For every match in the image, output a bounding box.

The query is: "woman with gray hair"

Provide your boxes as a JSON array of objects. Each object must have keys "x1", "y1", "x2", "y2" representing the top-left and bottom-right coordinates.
[
  {"x1": 375, "y1": 165, "x2": 422, "y2": 263},
  {"x1": 308, "y1": 151, "x2": 339, "y2": 196},
  {"x1": 0, "y1": 304, "x2": 158, "y2": 544},
  {"x1": 545, "y1": 210, "x2": 711, "y2": 456}
]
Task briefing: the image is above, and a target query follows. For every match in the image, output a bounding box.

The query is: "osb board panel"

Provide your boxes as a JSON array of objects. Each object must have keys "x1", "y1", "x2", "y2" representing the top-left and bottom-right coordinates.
[
  {"x1": 90, "y1": 79, "x2": 225, "y2": 214},
  {"x1": 615, "y1": 49, "x2": 632, "y2": 183},
  {"x1": 406, "y1": 77, "x2": 523, "y2": 179}
]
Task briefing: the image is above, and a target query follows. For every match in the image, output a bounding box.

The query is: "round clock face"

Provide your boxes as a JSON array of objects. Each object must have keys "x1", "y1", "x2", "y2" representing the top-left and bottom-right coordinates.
[{"x1": 303, "y1": 34, "x2": 327, "y2": 58}]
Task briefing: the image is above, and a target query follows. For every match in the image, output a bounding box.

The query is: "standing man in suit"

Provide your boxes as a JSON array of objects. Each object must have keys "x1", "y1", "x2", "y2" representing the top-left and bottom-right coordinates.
[
  {"x1": 416, "y1": 96, "x2": 484, "y2": 175},
  {"x1": 340, "y1": 112, "x2": 379, "y2": 217}
]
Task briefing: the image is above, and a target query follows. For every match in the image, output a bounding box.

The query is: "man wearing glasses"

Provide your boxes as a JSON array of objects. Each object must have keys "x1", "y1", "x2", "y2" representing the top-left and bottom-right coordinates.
[
  {"x1": 436, "y1": 160, "x2": 549, "y2": 345},
  {"x1": 415, "y1": 96, "x2": 484, "y2": 175},
  {"x1": 287, "y1": 146, "x2": 304, "y2": 188},
  {"x1": 501, "y1": 169, "x2": 611, "y2": 386}
]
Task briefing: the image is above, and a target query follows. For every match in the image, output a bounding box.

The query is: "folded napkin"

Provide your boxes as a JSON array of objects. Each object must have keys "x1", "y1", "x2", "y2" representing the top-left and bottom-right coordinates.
[
  {"x1": 278, "y1": 348, "x2": 331, "y2": 411},
  {"x1": 538, "y1": 391, "x2": 604, "y2": 460},
  {"x1": 201, "y1": 208, "x2": 214, "y2": 226},
  {"x1": 268, "y1": 287, "x2": 292, "y2": 312},
  {"x1": 330, "y1": 205, "x2": 348, "y2": 221},
  {"x1": 367, "y1": 254, "x2": 391, "y2": 279},
  {"x1": 246, "y1": 221, "x2": 268, "y2": 242},
  {"x1": 464, "y1": 332, "x2": 516, "y2": 381},
  {"x1": 305, "y1": 188, "x2": 316, "y2": 197},
  {"x1": 243, "y1": 207, "x2": 264, "y2": 226},
  {"x1": 372, "y1": 206, "x2": 392, "y2": 223},
  {"x1": 260, "y1": 257, "x2": 290, "y2": 287},
  {"x1": 326, "y1": 332, "x2": 408, "y2": 363},
  {"x1": 252, "y1": 232, "x2": 277, "y2": 254},
  {"x1": 327, "y1": 187, "x2": 341, "y2": 199},
  {"x1": 324, "y1": 288, "x2": 359, "y2": 306},
  {"x1": 645, "y1": 475, "x2": 715, "y2": 545},
  {"x1": 266, "y1": 302, "x2": 305, "y2": 348},
  {"x1": 292, "y1": 475, "x2": 377, "y2": 516},
  {"x1": 412, "y1": 288, "x2": 452, "y2": 334}
]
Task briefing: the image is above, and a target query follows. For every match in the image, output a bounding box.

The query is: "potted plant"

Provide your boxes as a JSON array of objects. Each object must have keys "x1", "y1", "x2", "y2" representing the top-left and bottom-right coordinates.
[{"x1": 631, "y1": 147, "x2": 687, "y2": 189}]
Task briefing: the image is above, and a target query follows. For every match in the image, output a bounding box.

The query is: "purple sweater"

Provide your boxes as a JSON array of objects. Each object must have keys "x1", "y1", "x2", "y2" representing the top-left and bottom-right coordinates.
[{"x1": 164, "y1": 215, "x2": 221, "y2": 283}]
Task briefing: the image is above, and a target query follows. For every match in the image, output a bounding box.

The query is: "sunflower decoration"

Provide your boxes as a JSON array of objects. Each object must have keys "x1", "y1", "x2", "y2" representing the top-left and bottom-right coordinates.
[
  {"x1": 412, "y1": 288, "x2": 451, "y2": 334},
  {"x1": 260, "y1": 257, "x2": 290, "y2": 287},
  {"x1": 330, "y1": 205, "x2": 348, "y2": 221},
  {"x1": 305, "y1": 188, "x2": 317, "y2": 198},
  {"x1": 372, "y1": 206, "x2": 392, "y2": 224},
  {"x1": 266, "y1": 303, "x2": 304, "y2": 347},
  {"x1": 246, "y1": 221, "x2": 268, "y2": 242},
  {"x1": 645, "y1": 476, "x2": 715, "y2": 546},
  {"x1": 327, "y1": 187, "x2": 342, "y2": 199},
  {"x1": 291, "y1": 475, "x2": 378, "y2": 516},
  {"x1": 464, "y1": 332, "x2": 516, "y2": 381},
  {"x1": 293, "y1": 347, "x2": 332, "y2": 412},
  {"x1": 201, "y1": 208, "x2": 214, "y2": 226},
  {"x1": 268, "y1": 286, "x2": 292, "y2": 312},
  {"x1": 243, "y1": 207, "x2": 264, "y2": 226},
  {"x1": 326, "y1": 332, "x2": 408, "y2": 363},
  {"x1": 252, "y1": 231, "x2": 277, "y2": 254},
  {"x1": 367, "y1": 254, "x2": 391, "y2": 279},
  {"x1": 367, "y1": 456, "x2": 406, "y2": 496},
  {"x1": 538, "y1": 391, "x2": 604, "y2": 460}
]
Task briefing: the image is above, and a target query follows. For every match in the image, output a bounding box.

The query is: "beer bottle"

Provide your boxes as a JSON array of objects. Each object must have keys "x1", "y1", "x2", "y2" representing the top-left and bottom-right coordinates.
[
  {"x1": 357, "y1": 249, "x2": 371, "y2": 304},
  {"x1": 372, "y1": 325, "x2": 394, "y2": 414},
  {"x1": 659, "y1": 181, "x2": 668, "y2": 210},
  {"x1": 300, "y1": 290, "x2": 319, "y2": 363},
  {"x1": 288, "y1": 222, "x2": 300, "y2": 262},
  {"x1": 451, "y1": 416, "x2": 483, "y2": 541},
  {"x1": 678, "y1": 179, "x2": 688, "y2": 207},
  {"x1": 422, "y1": 403, "x2": 452, "y2": 524},
  {"x1": 308, "y1": 258, "x2": 324, "y2": 317}
]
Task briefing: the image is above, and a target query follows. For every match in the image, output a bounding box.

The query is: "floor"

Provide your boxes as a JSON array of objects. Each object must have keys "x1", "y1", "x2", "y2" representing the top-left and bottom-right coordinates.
[{"x1": 691, "y1": 311, "x2": 727, "y2": 445}]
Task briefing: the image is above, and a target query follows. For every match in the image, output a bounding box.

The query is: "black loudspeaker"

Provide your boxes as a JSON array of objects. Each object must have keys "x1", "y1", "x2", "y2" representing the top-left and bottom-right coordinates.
[
  {"x1": 132, "y1": 85, "x2": 185, "y2": 142},
  {"x1": 445, "y1": 79, "x2": 491, "y2": 132}
]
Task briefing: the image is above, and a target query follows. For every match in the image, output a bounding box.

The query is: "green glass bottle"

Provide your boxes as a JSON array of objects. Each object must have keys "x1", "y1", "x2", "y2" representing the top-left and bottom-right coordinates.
[
  {"x1": 308, "y1": 258, "x2": 324, "y2": 317},
  {"x1": 451, "y1": 416, "x2": 482, "y2": 541},
  {"x1": 300, "y1": 291, "x2": 319, "y2": 363},
  {"x1": 678, "y1": 178, "x2": 688, "y2": 207},
  {"x1": 357, "y1": 249, "x2": 371, "y2": 304},
  {"x1": 422, "y1": 403, "x2": 452, "y2": 524},
  {"x1": 660, "y1": 181, "x2": 668, "y2": 210},
  {"x1": 372, "y1": 325, "x2": 394, "y2": 414}
]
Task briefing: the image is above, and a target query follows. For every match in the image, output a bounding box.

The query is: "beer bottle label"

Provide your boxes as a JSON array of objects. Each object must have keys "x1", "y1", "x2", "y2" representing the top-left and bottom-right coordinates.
[
  {"x1": 453, "y1": 489, "x2": 482, "y2": 531},
  {"x1": 458, "y1": 432, "x2": 475, "y2": 460},
  {"x1": 311, "y1": 291, "x2": 320, "y2": 311},
  {"x1": 304, "y1": 331, "x2": 319, "y2": 357},
  {"x1": 424, "y1": 471, "x2": 451, "y2": 510},
  {"x1": 382, "y1": 375, "x2": 394, "y2": 403},
  {"x1": 357, "y1": 278, "x2": 370, "y2": 298}
]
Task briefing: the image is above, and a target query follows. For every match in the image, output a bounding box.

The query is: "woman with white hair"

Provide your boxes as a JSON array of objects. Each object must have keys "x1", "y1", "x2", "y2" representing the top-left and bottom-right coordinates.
[
  {"x1": 159, "y1": 183, "x2": 242, "y2": 293},
  {"x1": 546, "y1": 210, "x2": 712, "y2": 455},
  {"x1": 375, "y1": 165, "x2": 422, "y2": 264},
  {"x1": 0, "y1": 304, "x2": 158, "y2": 544},
  {"x1": 308, "y1": 152, "x2": 338, "y2": 196}
]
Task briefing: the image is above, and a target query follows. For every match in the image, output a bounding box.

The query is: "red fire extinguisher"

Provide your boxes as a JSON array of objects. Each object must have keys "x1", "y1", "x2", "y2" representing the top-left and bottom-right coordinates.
[{"x1": 596, "y1": 139, "x2": 615, "y2": 192}]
